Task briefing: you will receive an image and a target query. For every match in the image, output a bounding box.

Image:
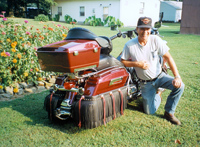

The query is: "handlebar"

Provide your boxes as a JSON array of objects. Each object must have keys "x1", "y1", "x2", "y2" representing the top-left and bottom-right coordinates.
[
  {"x1": 109, "y1": 27, "x2": 163, "y2": 41},
  {"x1": 110, "y1": 31, "x2": 123, "y2": 40},
  {"x1": 110, "y1": 30, "x2": 135, "y2": 40}
]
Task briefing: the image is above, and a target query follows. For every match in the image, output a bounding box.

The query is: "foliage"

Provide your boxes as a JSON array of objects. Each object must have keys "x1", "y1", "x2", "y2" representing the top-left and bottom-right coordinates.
[
  {"x1": 0, "y1": 17, "x2": 69, "y2": 89},
  {"x1": 34, "y1": 14, "x2": 49, "y2": 22},
  {"x1": 84, "y1": 16, "x2": 104, "y2": 26},
  {"x1": 53, "y1": 14, "x2": 60, "y2": 22},
  {"x1": 0, "y1": 1, "x2": 7, "y2": 11},
  {"x1": 104, "y1": 16, "x2": 116, "y2": 26},
  {"x1": 64, "y1": 14, "x2": 77, "y2": 24},
  {"x1": 116, "y1": 18, "x2": 124, "y2": 27},
  {"x1": 104, "y1": 16, "x2": 124, "y2": 27},
  {"x1": 0, "y1": 0, "x2": 55, "y2": 17}
]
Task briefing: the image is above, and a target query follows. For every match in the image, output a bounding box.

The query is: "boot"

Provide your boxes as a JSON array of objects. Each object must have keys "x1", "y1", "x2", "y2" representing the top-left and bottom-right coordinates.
[{"x1": 164, "y1": 111, "x2": 181, "y2": 125}]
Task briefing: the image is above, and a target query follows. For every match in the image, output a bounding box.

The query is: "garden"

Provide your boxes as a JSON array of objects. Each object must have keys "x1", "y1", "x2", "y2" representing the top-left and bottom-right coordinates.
[
  {"x1": 0, "y1": 14, "x2": 69, "y2": 97},
  {"x1": 0, "y1": 14, "x2": 200, "y2": 146}
]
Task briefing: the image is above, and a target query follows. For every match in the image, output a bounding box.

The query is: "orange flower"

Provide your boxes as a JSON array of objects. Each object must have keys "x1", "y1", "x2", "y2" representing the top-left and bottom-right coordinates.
[
  {"x1": 11, "y1": 42, "x2": 17, "y2": 48},
  {"x1": 1, "y1": 52, "x2": 7, "y2": 57},
  {"x1": 24, "y1": 72, "x2": 28, "y2": 77},
  {"x1": 11, "y1": 48, "x2": 16, "y2": 52},
  {"x1": 48, "y1": 27, "x2": 54, "y2": 31},
  {"x1": 13, "y1": 59, "x2": 17, "y2": 63},
  {"x1": 13, "y1": 88, "x2": 19, "y2": 93},
  {"x1": 37, "y1": 77, "x2": 43, "y2": 81},
  {"x1": 7, "y1": 38, "x2": 11, "y2": 42},
  {"x1": 19, "y1": 37, "x2": 24, "y2": 41},
  {"x1": 62, "y1": 34, "x2": 67, "y2": 37},
  {"x1": 39, "y1": 36, "x2": 44, "y2": 40},
  {"x1": 13, "y1": 41, "x2": 17, "y2": 45},
  {"x1": 17, "y1": 53, "x2": 21, "y2": 59},
  {"x1": 35, "y1": 68, "x2": 39, "y2": 72}
]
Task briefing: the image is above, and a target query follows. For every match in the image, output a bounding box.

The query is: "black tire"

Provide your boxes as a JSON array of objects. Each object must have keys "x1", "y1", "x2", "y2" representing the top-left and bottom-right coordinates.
[{"x1": 44, "y1": 94, "x2": 63, "y2": 122}]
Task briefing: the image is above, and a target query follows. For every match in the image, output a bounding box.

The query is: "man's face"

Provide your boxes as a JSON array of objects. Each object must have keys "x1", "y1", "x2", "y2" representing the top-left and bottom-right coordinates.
[{"x1": 136, "y1": 27, "x2": 151, "y2": 42}]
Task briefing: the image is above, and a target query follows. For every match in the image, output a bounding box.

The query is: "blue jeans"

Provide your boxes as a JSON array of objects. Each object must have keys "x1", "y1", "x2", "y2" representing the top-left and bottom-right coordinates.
[{"x1": 140, "y1": 72, "x2": 185, "y2": 115}]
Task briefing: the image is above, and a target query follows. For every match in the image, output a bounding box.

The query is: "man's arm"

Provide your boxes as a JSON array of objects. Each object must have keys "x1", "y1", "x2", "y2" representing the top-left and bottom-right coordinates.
[
  {"x1": 121, "y1": 59, "x2": 150, "y2": 70},
  {"x1": 163, "y1": 51, "x2": 182, "y2": 88}
]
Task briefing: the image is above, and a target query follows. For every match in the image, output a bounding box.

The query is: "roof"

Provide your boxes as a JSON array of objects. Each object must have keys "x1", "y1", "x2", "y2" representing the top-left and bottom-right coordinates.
[{"x1": 162, "y1": 1, "x2": 183, "y2": 10}]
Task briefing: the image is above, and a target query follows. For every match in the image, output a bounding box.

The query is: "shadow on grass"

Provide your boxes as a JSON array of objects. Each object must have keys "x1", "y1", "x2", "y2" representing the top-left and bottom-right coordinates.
[
  {"x1": 160, "y1": 30, "x2": 180, "y2": 35},
  {"x1": 127, "y1": 96, "x2": 165, "y2": 119},
  {"x1": 0, "y1": 91, "x2": 166, "y2": 133},
  {"x1": 127, "y1": 96, "x2": 144, "y2": 113},
  {"x1": 0, "y1": 91, "x2": 84, "y2": 134}
]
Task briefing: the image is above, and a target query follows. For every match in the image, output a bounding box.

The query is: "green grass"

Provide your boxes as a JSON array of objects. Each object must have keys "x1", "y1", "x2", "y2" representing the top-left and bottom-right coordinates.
[{"x1": 0, "y1": 19, "x2": 200, "y2": 146}]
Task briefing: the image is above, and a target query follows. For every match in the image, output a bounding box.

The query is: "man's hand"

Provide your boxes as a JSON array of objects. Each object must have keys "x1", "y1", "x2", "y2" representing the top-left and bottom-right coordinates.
[
  {"x1": 139, "y1": 61, "x2": 150, "y2": 70},
  {"x1": 172, "y1": 77, "x2": 182, "y2": 88},
  {"x1": 121, "y1": 59, "x2": 150, "y2": 69}
]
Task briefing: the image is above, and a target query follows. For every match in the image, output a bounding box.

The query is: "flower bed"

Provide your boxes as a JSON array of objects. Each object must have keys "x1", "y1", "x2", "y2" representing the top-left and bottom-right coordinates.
[{"x1": 0, "y1": 14, "x2": 69, "y2": 97}]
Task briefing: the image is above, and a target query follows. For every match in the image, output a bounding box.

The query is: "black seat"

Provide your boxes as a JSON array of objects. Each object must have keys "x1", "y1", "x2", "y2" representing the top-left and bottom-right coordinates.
[{"x1": 65, "y1": 27, "x2": 112, "y2": 54}]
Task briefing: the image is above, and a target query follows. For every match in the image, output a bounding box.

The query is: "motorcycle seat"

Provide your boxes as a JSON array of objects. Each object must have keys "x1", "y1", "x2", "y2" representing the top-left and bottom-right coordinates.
[{"x1": 65, "y1": 27, "x2": 112, "y2": 54}]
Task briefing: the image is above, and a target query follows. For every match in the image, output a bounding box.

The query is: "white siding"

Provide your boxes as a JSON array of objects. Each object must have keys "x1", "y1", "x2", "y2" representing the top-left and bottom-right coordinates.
[
  {"x1": 160, "y1": 2, "x2": 182, "y2": 22},
  {"x1": 120, "y1": 0, "x2": 160, "y2": 26},
  {"x1": 52, "y1": 0, "x2": 120, "y2": 22},
  {"x1": 52, "y1": 0, "x2": 160, "y2": 26},
  {"x1": 175, "y1": 10, "x2": 182, "y2": 22}
]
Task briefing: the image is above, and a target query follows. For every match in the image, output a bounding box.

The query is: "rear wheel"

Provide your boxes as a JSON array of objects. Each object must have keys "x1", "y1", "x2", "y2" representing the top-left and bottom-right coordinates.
[{"x1": 44, "y1": 94, "x2": 63, "y2": 122}]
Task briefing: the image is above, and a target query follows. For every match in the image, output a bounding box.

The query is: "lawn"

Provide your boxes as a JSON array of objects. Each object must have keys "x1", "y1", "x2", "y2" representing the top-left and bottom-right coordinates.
[{"x1": 0, "y1": 18, "x2": 200, "y2": 146}]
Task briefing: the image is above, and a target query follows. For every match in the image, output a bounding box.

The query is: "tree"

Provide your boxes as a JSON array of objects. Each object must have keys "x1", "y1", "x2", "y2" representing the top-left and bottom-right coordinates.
[
  {"x1": 0, "y1": 0, "x2": 55, "y2": 17},
  {"x1": 0, "y1": 1, "x2": 7, "y2": 12}
]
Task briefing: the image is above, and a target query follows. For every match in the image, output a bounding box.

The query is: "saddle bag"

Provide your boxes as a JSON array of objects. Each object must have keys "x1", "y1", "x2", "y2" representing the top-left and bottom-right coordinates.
[{"x1": 72, "y1": 86, "x2": 128, "y2": 129}]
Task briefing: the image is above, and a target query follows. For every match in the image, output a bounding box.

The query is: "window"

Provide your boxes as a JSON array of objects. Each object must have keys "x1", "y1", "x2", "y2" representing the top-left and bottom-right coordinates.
[
  {"x1": 103, "y1": 7, "x2": 109, "y2": 21},
  {"x1": 139, "y1": 2, "x2": 145, "y2": 14},
  {"x1": 80, "y1": 6, "x2": 85, "y2": 16},
  {"x1": 58, "y1": 7, "x2": 62, "y2": 16}
]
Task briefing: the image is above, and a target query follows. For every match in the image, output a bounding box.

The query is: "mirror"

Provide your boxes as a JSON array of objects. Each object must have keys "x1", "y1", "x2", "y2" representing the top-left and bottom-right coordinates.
[{"x1": 154, "y1": 21, "x2": 162, "y2": 29}]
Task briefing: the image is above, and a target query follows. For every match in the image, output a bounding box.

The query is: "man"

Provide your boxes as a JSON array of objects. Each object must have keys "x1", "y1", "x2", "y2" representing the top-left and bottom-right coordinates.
[{"x1": 121, "y1": 17, "x2": 184, "y2": 125}]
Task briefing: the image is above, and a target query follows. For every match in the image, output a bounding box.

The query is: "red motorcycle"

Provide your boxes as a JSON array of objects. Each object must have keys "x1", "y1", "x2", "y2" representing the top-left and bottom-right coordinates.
[{"x1": 37, "y1": 25, "x2": 165, "y2": 129}]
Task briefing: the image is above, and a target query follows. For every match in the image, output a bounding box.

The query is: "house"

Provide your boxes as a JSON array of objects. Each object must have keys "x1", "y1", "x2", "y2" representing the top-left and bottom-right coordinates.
[
  {"x1": 160, "y1": 1, "x2": 182, "y2": 22},
  {"x1": 51, "y1": 0, "x2": 160, "y2": 27}
]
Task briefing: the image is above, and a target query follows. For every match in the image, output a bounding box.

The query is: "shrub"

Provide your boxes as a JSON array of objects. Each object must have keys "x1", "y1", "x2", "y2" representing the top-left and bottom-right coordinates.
[
  {"x1": 116, "y1": 19, "x2": 124, "y2": 27},
  {"x1": 64, "y1": 15, "x2": 77, "y2": 24},
  {"x1": 53, "y1": 14, "x2": 60, "y2": 22},
  {"x1": 104, "y1": 16, "x2": 124, "y2": 27},
  {"x1": 104, "y1": 16, "x2": 116, "y2": 26},
  {"x1": 0, "y1": 18, "x2": 69, "y2": 88},
  {"x1": 84, "y1": 16, "x2": 104, "y2": 26},
  {"x1": 34, "y1": 14, "x2": 49, "y2": 22}
]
